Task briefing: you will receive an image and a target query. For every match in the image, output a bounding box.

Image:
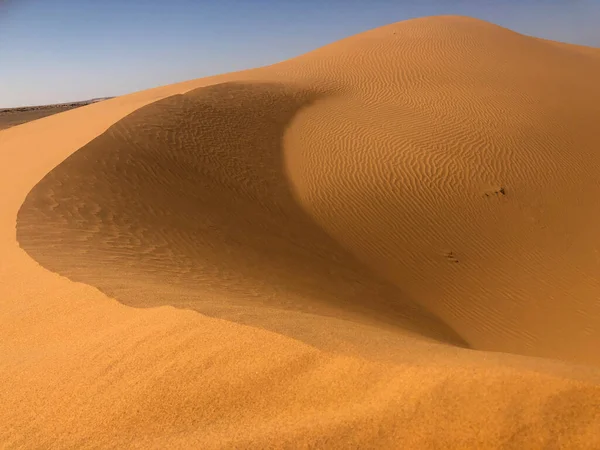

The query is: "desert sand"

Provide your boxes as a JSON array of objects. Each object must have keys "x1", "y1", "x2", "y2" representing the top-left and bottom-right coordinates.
[{"x1": 2, "y1": 15, "x2": 600, "y2": 448}]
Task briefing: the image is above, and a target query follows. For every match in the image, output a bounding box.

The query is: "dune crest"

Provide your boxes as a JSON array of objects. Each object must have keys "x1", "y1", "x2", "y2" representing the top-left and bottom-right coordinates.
[{"x1": 3, "y1": 15, "x2": 600, "y2": 448}]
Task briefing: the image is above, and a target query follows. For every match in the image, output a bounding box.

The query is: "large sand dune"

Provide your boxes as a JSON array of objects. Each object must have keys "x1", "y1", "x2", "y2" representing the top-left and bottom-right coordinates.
[{"x1": 2, "y1": 15, "x2": 600, "y2": 448}]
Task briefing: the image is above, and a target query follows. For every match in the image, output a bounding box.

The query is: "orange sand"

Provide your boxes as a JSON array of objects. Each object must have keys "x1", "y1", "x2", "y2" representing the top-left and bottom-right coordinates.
[{"x1": 2, "y1": 16, "x2": 600, "y2": 449}]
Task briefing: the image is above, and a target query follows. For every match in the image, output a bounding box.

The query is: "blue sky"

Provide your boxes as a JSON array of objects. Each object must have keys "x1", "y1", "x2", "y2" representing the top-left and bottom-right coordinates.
[{"x1": 1, "y1": 0, "x2": 599, "y2": 107}]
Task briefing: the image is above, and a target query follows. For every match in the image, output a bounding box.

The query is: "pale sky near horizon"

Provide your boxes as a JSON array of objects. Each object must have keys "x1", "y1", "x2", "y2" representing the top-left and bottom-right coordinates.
[{"x1": 1, "y1": 0, "x2": 599, "y2": 108}]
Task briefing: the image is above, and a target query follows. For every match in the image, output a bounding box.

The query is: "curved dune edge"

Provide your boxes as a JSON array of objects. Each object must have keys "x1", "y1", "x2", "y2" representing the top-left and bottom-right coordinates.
[{"x1": 1, "y1": 15, "x2": 600, "y2": 448}]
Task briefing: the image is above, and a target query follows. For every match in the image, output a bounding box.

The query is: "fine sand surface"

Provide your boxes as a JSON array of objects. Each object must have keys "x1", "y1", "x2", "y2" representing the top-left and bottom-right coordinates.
[{"x1": 2, "y1": 15, "x2": 600, "y2": 448}]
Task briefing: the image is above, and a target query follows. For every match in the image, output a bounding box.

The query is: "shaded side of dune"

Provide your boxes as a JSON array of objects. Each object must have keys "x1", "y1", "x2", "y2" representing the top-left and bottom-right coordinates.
[{"x1": 16, "y1": 81, "x2": 466, "y2": 347}]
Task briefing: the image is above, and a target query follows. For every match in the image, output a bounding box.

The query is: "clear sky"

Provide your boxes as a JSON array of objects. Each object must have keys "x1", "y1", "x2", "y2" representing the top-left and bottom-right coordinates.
[{"x1": 1, "y1": 0, "x2": 599, "y2": 107}]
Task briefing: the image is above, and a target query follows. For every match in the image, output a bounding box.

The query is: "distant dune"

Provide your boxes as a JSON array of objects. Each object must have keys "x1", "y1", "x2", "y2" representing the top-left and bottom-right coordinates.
[
  {"x1": 0, "y1": 97, "x2": 112, "y2": 130},
  {"x1": 2, "y1": 15, "x2": 600, "y2": 449}
]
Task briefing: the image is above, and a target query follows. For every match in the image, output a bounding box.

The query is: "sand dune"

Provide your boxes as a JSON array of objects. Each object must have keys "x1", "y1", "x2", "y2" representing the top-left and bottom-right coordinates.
[{"x1": 2, "y1": 15, "x2": 600, "y2": 448}]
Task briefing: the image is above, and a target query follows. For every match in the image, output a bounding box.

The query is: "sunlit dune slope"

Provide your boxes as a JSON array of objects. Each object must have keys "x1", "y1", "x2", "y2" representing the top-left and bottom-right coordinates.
[
  {"x1": 3, "y1": 15, "x2": 600, "y2": 449},
  {"x1": 278, "y1": 15, "x2": 600, "y2": 364}
]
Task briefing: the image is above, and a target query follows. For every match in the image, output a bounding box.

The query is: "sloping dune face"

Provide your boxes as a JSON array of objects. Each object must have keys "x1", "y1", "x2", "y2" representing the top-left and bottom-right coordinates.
[
  {"x1": 278, "y1": 17, "x2": 600, "y2": 363},
  {"x1": 18, "y1": 16, "x2": 600, "y2": 365}
]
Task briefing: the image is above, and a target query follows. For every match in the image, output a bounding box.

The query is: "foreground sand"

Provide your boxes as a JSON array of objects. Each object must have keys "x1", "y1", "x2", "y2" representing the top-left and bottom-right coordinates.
[{"x1": 2, "y1": 15, "x2": 600, "y2": 448}]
